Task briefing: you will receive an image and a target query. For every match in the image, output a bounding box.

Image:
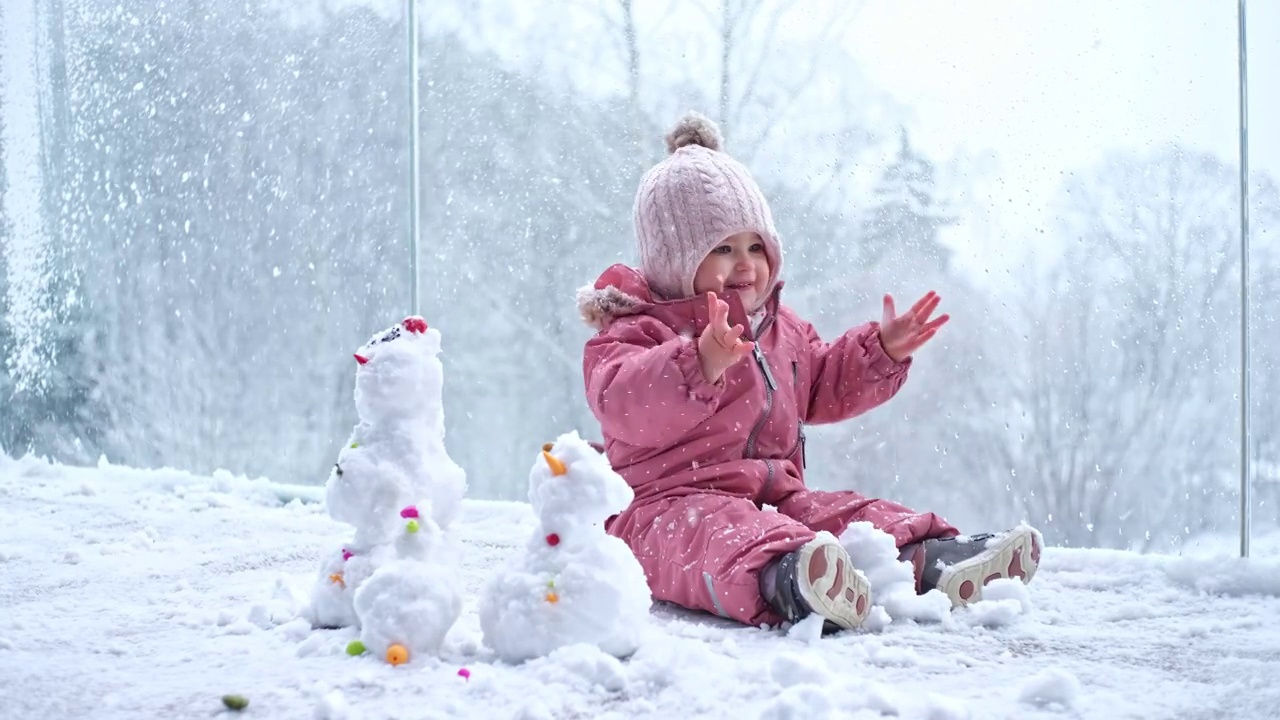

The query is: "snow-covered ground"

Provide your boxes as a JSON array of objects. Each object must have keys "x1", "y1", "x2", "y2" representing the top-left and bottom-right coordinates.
[{"x1": 2, "y1": 452, "x2": 1278, "y2": 720}]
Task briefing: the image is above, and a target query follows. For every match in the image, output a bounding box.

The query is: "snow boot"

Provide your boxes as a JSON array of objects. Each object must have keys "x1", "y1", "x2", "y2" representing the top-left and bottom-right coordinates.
[
  {"x1": 760, "y1": 535, "x2": 871, "y2": 632},
  {"x1": 903, "y1": 526, "x2": 1041, "y2": 607}
]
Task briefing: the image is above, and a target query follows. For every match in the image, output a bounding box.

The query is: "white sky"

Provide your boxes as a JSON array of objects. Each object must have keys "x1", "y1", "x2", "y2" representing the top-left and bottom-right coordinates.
[
  {"x1": 846, "y1": 0, "x2": 1279, "y2": 277},
  {"x1": 851, "y1": 0, "x2": 1278, "y2": 176}
]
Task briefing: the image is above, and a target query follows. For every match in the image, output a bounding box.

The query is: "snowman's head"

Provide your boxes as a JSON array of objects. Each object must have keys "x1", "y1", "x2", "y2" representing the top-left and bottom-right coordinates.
[
  {"x1": 529, "y1": 431, "x2": 634, "y2": 534},
  {"x1": 353, "y1": 316, "x2": 442, "y2": 422}
]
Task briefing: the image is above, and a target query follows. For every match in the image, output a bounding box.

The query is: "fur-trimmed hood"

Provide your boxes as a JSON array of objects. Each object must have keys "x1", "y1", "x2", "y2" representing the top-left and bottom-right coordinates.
[{"x1": 576, "y1": 265, "x2": 656, "y2": 331}]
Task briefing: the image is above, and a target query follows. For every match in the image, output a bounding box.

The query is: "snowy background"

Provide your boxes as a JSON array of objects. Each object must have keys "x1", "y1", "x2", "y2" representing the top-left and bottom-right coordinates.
[
  {"x1": 2, "y1": 453, "x2": 1278, "y2": 719},
  {"x1": 6, "y1": 2, "x2": 1280, "y2": 717},
  {"x1": 2, "y1": 0, "x2": 1279, "y2": 568}
]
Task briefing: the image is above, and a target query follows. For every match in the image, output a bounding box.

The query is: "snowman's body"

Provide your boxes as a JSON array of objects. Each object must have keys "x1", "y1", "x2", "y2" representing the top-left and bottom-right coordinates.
[
  {"x1": 479, "y1": 431, "x2": 651, "y2": 663},
  {"x1": 305, "y1": 316, "x2": 464, "y2": 664}
]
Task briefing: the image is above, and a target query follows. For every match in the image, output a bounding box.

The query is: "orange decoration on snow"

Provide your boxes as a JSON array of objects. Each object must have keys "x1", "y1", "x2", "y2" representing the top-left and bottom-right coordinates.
[
  {"x1": 386, "y1": 644, "x2": 409, "y2": 665},
  {"x1": 329, "y1": 573, "x2": 345, "y2": 588},
  {"x1": 545, "y1": 591, "x2": 559, "y2": 604}
]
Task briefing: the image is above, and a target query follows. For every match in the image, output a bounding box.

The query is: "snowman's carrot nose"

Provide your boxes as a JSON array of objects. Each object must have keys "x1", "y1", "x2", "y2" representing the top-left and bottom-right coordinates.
[{"x1": 542, "y1": 451, "x2": 567, "y2": 476}]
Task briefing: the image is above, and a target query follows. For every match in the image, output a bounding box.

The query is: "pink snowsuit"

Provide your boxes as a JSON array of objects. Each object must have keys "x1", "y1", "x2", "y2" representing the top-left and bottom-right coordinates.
[{"x1": 580, "y1": 264, "x2": 958, "y2": 627}]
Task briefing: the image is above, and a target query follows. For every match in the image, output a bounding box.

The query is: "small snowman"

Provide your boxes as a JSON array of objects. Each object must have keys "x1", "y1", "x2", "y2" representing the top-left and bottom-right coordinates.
[
  {"x1": 347, "y1": 509, "x2": 460, "y2": 666},
  {"x1": 305, "y1": 316, "x2": 464, "y2": 665},
  {"x1": 479, "y1": 431, "x2": 651, "y2": 663}
]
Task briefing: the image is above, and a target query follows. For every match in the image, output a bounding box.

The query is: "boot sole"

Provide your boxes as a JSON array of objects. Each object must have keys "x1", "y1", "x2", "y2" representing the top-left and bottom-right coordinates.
[
  {"x1": 794, "y1": 539, "x2": 871, "y2": 630},
  {"x1": 936, "y1": 527, "x2": 1041, "y2": 607}
]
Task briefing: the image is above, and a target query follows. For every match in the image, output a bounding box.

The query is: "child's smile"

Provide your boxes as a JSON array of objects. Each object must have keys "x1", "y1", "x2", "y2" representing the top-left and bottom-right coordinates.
[{"x1": 693, "y1": 231, "x2": 771, "y2": 312}]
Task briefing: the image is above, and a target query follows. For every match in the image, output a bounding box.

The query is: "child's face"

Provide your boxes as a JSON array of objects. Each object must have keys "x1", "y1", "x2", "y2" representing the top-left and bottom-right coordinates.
[{"x1": 693, "y1": 231, "x2": 771, "y2": 312}]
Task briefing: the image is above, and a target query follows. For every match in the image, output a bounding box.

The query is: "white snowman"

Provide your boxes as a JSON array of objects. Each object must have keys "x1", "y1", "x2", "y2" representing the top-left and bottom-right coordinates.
[
  {"x1": 305, "y1": 316, "x2": 464, "y2": 665},
  {"x1": 329, "y1": 316, "x2": 466, "y2": 536},
  {"x1": 479, "y1": 431, "x2": 651, "y2": 663}
]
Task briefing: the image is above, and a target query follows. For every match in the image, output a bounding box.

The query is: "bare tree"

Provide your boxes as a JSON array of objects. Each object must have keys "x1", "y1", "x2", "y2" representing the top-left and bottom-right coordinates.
[
  {"x1": 697, "y1": 0, "x2": 860, "y2": 157},
  {"x1": 1245, "y1": 176, "x2": 1280, "y2": 529},
  {"x1": 960, "y1": 146, "x2": 1255, "y2": 550},
  {"x1": 619, "y1": 0, "x2": 644, "y2": 173},
  {"x1": 553, "y1": 0, "x2": 872, "y2": 169}
]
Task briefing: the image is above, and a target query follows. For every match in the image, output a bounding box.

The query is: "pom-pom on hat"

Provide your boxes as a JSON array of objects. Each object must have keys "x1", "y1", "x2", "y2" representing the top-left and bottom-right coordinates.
[{"x1": 633, "y1": 112, "x2": 783, "y2": 301}]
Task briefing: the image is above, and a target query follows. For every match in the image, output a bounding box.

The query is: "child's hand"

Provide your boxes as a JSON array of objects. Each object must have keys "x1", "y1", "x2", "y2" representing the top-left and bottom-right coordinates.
[
  {"x1": 880, "y1": 291, "x2": 949, "y2": 362},
  {"x1": 697, "y1": 292, "x2": 754, "y2": 383}
]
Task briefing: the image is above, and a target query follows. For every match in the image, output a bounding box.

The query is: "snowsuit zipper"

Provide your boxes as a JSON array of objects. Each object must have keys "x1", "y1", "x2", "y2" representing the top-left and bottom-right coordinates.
[
  {"x1": 792, "y1": 361, "x2": 806, "y2": 470},
  {"x1": 753, "y1": 342, "x2": 778, "y2": 391},
  {"x1": 745, "y1": 316, "x2": 777, "y2": 459}
]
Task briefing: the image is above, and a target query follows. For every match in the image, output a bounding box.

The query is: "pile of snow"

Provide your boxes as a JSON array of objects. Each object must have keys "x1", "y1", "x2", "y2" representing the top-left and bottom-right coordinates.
[
  {"x1": 839, "y1": 522, "x2": 1038, "y2": 631},
  {"x1": 1018, "y1": 668, "x2": 1082, "y2": 710},
  {"x1": 839, "y1": 521, "x2": 952, "y2": 628}
]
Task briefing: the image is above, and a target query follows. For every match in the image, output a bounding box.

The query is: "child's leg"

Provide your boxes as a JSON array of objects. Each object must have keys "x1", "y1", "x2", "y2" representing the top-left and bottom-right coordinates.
[
  {"x1": 611, "y1": 492, "x2": 852, "y2": 627},
  {"x1": 774, "y1": 488, "x2": 959, "y2": 547},
  {"x1": 776, "y1": 488, "x2": 1040, "y2": 605}
]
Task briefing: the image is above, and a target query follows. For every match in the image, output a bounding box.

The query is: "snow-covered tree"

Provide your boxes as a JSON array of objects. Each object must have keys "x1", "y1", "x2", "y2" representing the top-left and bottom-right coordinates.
[
  {"x1": 769, "y1": 128, "x2": 964, "y2": 509},
  {"x1": 0, "y1": 20, "x2": 12, "y2": 451},
  {"x1": 857, "y1": 130, "x2": 956, "y2": 280},
  {"x1": 960, "y1": 147, "x2": 1274, "y2": 550},
  {"x1": 0, "y1": 0, "x2": 106, "y2": 461},
  {"x1": 1246, "y1": 175, "x2": 1280, "y2": 529}
]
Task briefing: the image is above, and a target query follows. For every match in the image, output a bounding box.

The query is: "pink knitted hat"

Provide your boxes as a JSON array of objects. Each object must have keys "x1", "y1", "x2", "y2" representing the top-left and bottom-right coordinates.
[{"x1": 633, "y1": 112, "x2": 783, "y2": 302}]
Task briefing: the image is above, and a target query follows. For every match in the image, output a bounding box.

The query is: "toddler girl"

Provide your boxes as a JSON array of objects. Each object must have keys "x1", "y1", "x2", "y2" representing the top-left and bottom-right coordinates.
[{"x1": 578, "y1": 112, "x2": 1040, "y2": 630}]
